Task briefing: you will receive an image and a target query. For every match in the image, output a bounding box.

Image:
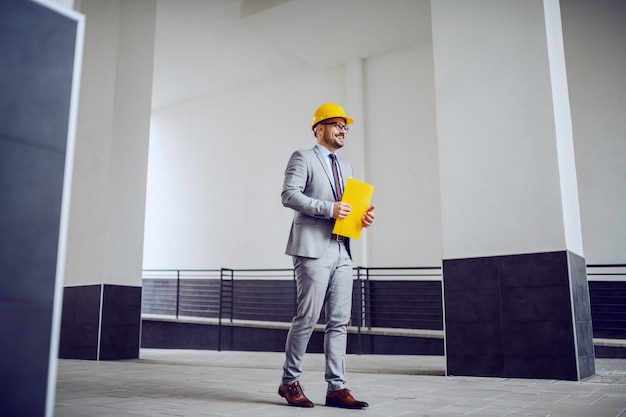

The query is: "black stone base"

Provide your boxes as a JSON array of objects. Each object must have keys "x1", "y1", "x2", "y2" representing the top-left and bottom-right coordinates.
[
  {"x1": 59, "y1": 284, "x2": 142, "y2": 360},
  {"x1": 141, "y1": 319, "x2": 444, "y2": 356},
  {"x1": 443, "y1": 250, "x2": 595, "y2": 380}
]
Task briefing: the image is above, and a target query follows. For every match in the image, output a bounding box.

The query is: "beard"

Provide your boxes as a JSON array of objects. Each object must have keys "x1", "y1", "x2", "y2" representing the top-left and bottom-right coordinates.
[{"x1": 323, "y1": 133, "x2": 344, "y2": 151}]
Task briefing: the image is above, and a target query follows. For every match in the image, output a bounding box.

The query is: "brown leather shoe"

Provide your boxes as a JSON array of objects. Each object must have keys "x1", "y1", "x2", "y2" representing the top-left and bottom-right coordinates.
[
  {"x1": 325, "y1": 388, "x2": 369, "y2": 409},
  {"x1": 278, "y1": 381, "x2": 314, "y2": 408}
]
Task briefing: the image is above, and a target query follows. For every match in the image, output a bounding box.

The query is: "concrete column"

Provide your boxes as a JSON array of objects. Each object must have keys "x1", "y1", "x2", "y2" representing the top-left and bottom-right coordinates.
[
  {"x1": 59, "y1": 0, "x2": 156, "y2": 360},
  {"x1": 561, "y1": 0, "x2": 626, "y2": 264},
  {"x1": 431, "y1": 0, "x2": 594, "y2": 380},
  {"x1": 0, "y1": 0, "x2": 84, "y2": 415},
  {"x1": 344, "y1": 58, "x2": 370, "y2": 265}
]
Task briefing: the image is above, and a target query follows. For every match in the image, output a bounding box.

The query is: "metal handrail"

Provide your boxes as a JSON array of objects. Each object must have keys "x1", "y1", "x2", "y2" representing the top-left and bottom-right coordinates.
[
  {"x1": 141, "y1": 264, "x2": 625, "y2": 351},
  {"x1": 586, "y1": 264, "x2": 626, "y2": 281},
  {"x1": 141, "y1": 266, "x2": 444, "y2": 336}
]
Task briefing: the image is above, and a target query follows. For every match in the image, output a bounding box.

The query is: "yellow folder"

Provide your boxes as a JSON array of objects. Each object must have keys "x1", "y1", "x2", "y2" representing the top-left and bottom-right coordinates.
[{"x1": 332, "y1": 177, "x2": 375, "y2": 240}]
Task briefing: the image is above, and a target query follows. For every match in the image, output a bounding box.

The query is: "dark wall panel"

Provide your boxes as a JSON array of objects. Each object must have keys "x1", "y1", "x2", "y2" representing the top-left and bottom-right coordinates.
[
  {"x1": 142, "y1": 278, "x2": 444, "y2": 330},
  {"x1": 59, "y1": 285, "x2": 101, "y2": 360},
  {"x1": 569, "y1": 252, "x2": 596, "y2": 378},
  {"x1": 589, "y1": 281, "x2": 626, "y2": 339},
  {"x1": 59, "y1": 285, "x2": 142, "y2": 360},
  {"x1": 100, "y1": 285, "x2": 142, "y2": 360}
]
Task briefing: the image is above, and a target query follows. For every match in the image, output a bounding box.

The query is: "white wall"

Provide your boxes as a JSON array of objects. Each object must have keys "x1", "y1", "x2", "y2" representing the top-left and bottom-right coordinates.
[
  {"x1": 364, "y1": 44, "x2": 442, "y2": 266},
  {"x1": 144, "y1": 68, "x2": 348, "y2": 269},
  {"x1": 143, "y1": 1, "x2": 625, "y2": 270},
  {"x1": 143, "y1": 42, "x2": 444, "y2": 270}
]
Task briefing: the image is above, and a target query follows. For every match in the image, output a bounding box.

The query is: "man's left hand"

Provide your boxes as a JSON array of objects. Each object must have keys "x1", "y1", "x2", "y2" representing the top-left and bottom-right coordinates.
[{"x1": 361, "y1": 205, "x2": 376, "y2": 228}]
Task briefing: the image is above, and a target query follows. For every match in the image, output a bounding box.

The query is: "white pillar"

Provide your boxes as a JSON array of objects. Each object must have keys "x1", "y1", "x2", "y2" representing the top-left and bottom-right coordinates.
[
  {"x1": 562, "y1": 0, "x2": 626, "y2": 265},
  {"x1": 345, "y1": 58, "x2": 370, "y2": 265},
  {"x1": 0, "y1": 0, "x2": 84, "y2": 414},
  {"x1": 432, "y1": 0, "x2": 594, "y2": 380},
  {"x1": 61, "y1": 0, "x2": 156, "y2": 360}
]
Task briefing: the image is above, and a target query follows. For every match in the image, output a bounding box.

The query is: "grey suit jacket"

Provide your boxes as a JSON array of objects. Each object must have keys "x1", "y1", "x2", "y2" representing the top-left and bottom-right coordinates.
[{"x1": 282, "y1": 146, "x2": 353, "y2": 259}]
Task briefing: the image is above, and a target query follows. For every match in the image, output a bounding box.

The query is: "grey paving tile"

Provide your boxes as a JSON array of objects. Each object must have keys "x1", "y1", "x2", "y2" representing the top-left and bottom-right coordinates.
[{"x1": 54, "y1": 350, "x2": 626, "y2": 417}]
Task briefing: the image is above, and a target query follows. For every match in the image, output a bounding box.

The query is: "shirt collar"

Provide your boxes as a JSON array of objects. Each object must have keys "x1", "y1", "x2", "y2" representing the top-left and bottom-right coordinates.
[{"x1": 316, "y1": 144, "x2": 334, "y2": 159}]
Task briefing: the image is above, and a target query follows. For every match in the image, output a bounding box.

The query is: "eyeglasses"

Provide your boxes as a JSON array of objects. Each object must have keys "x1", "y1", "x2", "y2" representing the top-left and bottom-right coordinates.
[{"x1": 320, "y1": 122, "x2": 349, "y2": 132}]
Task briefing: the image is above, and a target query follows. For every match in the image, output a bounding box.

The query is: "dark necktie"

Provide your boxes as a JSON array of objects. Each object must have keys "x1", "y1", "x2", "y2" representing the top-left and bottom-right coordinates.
[{"x1": 330, "y1": 154, "x2": 343, "y2": 201}]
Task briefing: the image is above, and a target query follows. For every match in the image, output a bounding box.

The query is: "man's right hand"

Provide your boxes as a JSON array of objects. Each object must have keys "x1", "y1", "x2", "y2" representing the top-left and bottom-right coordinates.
[{"x1": 333, "y1": 202, "x2": 352, "y2": 219}]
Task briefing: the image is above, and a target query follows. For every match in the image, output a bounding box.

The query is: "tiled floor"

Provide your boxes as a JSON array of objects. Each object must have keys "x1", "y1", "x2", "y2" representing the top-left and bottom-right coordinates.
[{"x1": 55, "y1": 349, "x2": 626, "y2": 417}]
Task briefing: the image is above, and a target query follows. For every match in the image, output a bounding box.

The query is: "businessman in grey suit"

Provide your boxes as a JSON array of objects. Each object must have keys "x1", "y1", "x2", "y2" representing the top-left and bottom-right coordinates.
[{"x1": 278, "y1": 103, "x2": 375, "y2": 409}]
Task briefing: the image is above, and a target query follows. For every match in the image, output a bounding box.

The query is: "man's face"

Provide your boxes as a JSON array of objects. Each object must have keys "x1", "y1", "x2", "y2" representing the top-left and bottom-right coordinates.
[{"x1": 317, "y1": 117, "x2": 348, "y2": 152}]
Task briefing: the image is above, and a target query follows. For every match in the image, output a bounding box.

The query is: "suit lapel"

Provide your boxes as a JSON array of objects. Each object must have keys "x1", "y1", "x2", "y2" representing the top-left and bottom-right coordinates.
[{"x1": 313, "y1": 146, "x2": 342, "y2": 200}]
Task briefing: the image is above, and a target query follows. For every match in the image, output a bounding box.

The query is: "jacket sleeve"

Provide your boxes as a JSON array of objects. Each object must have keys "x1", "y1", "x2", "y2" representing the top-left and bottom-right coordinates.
[{"x1": 281, "y1": 150, "x2": 333, "y2": 219}]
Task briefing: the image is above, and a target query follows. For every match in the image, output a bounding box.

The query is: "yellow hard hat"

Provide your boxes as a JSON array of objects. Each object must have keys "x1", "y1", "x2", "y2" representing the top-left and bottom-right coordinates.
[{"x1": 311, "y1": 103, "x2": 354, "y2": 129}]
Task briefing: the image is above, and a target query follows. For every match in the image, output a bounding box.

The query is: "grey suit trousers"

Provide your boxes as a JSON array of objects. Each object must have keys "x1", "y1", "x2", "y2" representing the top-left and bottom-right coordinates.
[{"x1": 281, "y1": 239, "x2": 353, "y2": 391}]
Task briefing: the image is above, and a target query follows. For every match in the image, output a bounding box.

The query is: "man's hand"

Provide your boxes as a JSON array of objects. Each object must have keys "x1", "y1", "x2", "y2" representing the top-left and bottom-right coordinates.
[
  {"x1": 333, "y1": 202, "x2": 352, "y2": 219},
  {"x1": 361, "y1": 205, "x2": 376, "y2": 228}
]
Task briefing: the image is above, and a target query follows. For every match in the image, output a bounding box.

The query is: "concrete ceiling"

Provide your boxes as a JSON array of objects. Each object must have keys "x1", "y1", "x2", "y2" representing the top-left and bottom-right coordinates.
[{"x1": 151, "y1": 0, "x2": 432, "y2": 110}]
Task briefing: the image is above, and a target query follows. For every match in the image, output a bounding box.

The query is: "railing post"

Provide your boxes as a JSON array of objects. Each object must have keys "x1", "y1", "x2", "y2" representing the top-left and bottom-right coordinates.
[
  {"x1": 219, "y1": 269, "x2": 224, "y2": 351},
  {"x1": 219, "y1": 268, "x2": 234, "y2": 352},
  {"x1": 357, "y1": 266, "x2": 363, "y2": 355},
  {"x1": 366, "y1": 267, "x2": 371, "y2": 330},
  {"x1": 229, "y1": 273, "x2": 234, "y2": 322},
  {"x1": 176, "y1": 270, "x2": 180, "y2": 319}
]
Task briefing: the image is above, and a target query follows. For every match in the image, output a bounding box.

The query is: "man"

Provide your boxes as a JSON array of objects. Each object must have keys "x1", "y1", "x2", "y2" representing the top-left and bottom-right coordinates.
[{"x1": 278, "y1": 103, "x2": 375, "y2": 409}]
